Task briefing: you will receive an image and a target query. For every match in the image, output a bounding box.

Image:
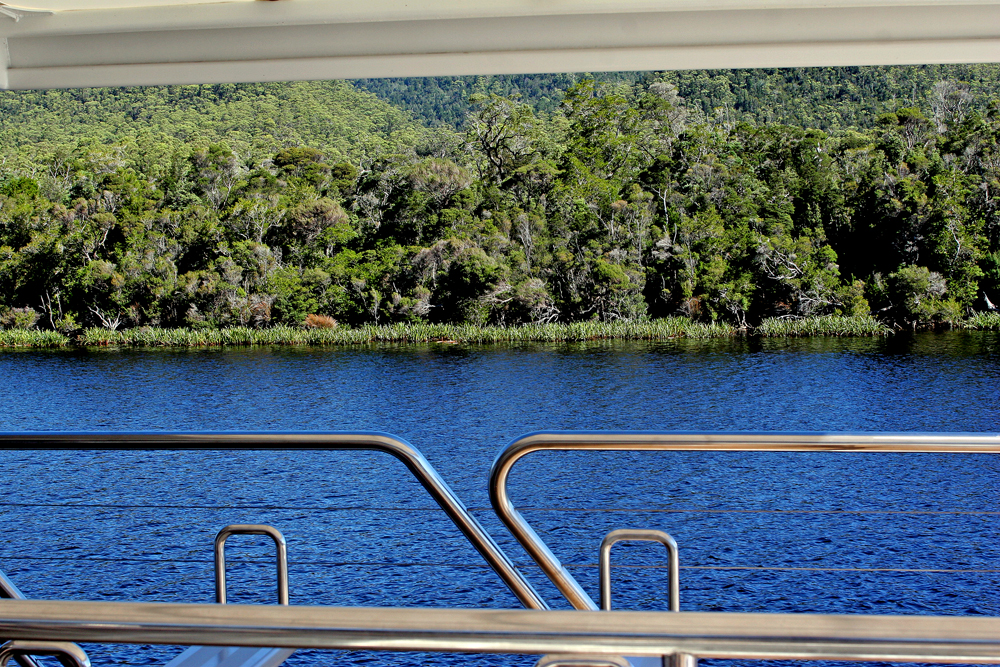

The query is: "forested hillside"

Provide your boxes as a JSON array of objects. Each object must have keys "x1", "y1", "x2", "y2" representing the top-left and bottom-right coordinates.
[
  {"x1": 1, "y1": 73, "x2": 999, "y2": 335},
  {"x1": 355, "y1": 64, "x2": 1000, "y2": 130},
  {"x1": 0, "y1": 81, "x2": 438, "y2": 165}
]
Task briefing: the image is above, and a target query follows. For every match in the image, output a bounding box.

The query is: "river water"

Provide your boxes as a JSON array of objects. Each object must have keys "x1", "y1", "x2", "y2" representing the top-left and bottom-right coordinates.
[{"x1": 1, "y1": 332, "x2": 999, "y2": 667}]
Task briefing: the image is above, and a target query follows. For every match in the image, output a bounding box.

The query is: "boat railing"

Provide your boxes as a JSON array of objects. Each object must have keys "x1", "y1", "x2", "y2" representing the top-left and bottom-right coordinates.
[
  {"x1": 0, "y1": 431, "x2": 546, "y2": 610},
  {"x1": 4, "y1": 430, "x2": 1000, "y2": 666},
  {"x1": 176, "y1": 524, "x2": 298, "y2": 667},
  {"x1": 0, "y1": 564, "x2": 88, "y2": 667},
  {"x1": 214, "y1": 525, "x2": 289, "y2": 606},
  {"x1": 599, "y1": 529, "x2": 679, "y2": 612},
  {"x1": 0, "y1": 640, "x2": 90, "y2": 667},
  {"x1": 3, "y1": 599, "x2": 1000, "y2": 664},
  {"x1": 489, "y1": 431, "x2": 1000, "y2": 612}
]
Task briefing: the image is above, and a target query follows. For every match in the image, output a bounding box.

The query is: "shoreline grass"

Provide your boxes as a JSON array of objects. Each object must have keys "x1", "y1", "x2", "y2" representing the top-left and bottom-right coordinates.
[
  {"x1": 73, "y1": 318, "x2": 739, "y2": 347},
  {"x1": 4, "y1": 313, "x2": 999, "y2": 348},
  {"x1": 0, "y1": 329, "x2": 71, "y2": 348},
  {"x1": 963, "y1": 311, "x2": 1000, "y2": 330},
  {"x1": 756, "y1": 315, "x2": 893, "y2": 337}
]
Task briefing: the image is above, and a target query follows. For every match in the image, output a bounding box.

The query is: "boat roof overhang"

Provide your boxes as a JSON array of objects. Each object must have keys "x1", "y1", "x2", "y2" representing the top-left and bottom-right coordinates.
[{"x1": 0, "y1": 0, "x2": 999, "y2": 90}]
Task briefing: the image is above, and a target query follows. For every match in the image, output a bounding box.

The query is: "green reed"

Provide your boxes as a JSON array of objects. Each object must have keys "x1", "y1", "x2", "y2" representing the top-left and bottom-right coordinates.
[
  {"x1": 0, "y1": 329, "x2": 71, "y2": 347},
  {"x1": 962, "y1": 311, "x2": 1000, "y2": 330},
  {"x1": 18, "y1": 313, "x2": 973, "y2": 349},
  {"x1": 756, "y1": 315, "x2": 893, "y2": 337},
  {"x1": 73, "y1": 318, "x2": 738, "y2": 347}
]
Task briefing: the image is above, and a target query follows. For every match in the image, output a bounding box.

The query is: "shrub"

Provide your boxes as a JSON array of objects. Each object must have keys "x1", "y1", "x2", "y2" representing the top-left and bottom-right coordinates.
[
  {"x1": 304, "y1": 313, "x2": 338, "y2": 329},
  {"x1": 0, "y1": 307, "x2": 40, "y2": 330},
  {"x1": 836, "y1": 279, "x2": 870, "y2": 316},
  {"x1": 54, "y1": 313, "x2": 81, "y2": 334},
  {"x1": 887, "y1": 265, "x2": 959, "y2": 324}
]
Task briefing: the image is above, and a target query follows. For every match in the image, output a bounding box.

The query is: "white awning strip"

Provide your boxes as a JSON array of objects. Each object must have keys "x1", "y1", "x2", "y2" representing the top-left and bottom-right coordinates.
[{"x1": 1, "y1": 0, "x2": 999, "y2": 89}]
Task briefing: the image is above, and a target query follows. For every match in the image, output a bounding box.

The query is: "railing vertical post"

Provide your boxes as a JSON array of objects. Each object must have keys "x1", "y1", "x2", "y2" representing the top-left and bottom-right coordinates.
[{"x1": 665, "y1": 653, "x2": 697, "y2": 667}]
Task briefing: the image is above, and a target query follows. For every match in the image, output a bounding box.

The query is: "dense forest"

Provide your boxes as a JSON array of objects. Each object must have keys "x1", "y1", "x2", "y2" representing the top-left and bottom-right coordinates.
[
  {"x1": 1, "y1": 69, "x2": 999, "y2": 334},
  {"x1": 0, "y1": 81, "x2": 443, "y2": 166},
  {"x1": 354, "y1": 65, "x2": 1000, "y2": 130}
]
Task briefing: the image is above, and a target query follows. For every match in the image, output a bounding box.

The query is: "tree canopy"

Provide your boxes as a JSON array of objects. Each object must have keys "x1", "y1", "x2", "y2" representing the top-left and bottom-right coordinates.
[{"x1": 2, "y1": 71, "x2": 999, "y2": 333}]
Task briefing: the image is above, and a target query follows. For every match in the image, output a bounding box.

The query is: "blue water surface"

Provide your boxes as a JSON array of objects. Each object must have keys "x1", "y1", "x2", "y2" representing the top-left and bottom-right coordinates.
[{"x1": 0, "y1": 332, "x2": 998, "y2": 667}]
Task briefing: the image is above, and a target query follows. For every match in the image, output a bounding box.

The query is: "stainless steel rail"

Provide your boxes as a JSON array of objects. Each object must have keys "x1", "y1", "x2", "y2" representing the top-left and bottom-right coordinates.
[
  {"x1": 3, "y1": 599, "x2": 1000, "y2": 663},
  {"x1": 0, "y1": 574, "x2": 26, "y2": 603},
  {"x1": 599, "y1": 530, "x2": 679, "y2": 612},
  {"x1": 0, "y1": 431, "x2": 546, "y2": 610},
  {"x1": 214, "y1": 525, "x2": 289, "y2": 605},
  {"x1": 0, "y1": 572, "x2": 87, "y2": 667},
  {"x1": 534, "y1": 655, "x2": 632, "y2": 667},
  {"x1": 489, "y1": 431, "x2": 1000, "y2": 611},
  {"x1": 0, "y1": 641, "x2": 90, "y2": 667}
]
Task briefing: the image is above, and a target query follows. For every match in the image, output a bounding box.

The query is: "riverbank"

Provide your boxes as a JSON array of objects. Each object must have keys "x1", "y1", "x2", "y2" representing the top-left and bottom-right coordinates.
[{"x1": 0, "y1": 314, "x2": 913, "y2": 348}]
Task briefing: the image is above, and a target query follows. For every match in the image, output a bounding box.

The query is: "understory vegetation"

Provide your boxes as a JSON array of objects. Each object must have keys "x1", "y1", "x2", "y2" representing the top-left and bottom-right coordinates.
[{"x1": 3, "y1": 70, "x2": 1000, "y2": 342}]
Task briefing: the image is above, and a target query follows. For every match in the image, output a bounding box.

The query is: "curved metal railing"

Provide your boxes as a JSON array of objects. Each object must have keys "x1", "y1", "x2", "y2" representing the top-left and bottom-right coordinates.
[
  {"x1": 0, "y1": 570, "x2": 88, "y2": 667},
  {"x1": 488, "y1": 431, "x2": 1000, "y2": 611},
  {"x1": 0, "y1": 431, "x2": 546, "y2": 610},
  {"x1": 0, "y1": 641, "x2": 90, "y2": 667}
]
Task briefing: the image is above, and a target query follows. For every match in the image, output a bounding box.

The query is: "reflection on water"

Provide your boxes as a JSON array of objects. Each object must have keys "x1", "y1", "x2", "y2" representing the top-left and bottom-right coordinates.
[{"x1": 0, "y1": 331, "x2": 998, "y2": 667}]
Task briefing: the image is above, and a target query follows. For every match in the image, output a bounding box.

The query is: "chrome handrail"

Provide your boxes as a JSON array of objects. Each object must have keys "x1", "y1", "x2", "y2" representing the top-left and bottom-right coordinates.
[
  {"x1": 0, "y1": 431, "x2": 546, "y2": 610},
  {"x1": 2, "y1": 599, "x2": 1000, "y2": 663},
  {"x1": 0, "y1": 574, "x2": 26, "y2": 603},
  {"x1": 0, "y1": 572, "x2": 87, "y2": 667},
  {"x1": 599, "y1": 530, "x2": 679, "y2": 612},
  {"x1": 489, "y1": 431, "x2": 1000, "y2": 611},
  {"x1": 534, "y1": 655, "x2": 633, "y2": 667},
  {"x1": 0, "y1": 641, "x2": 90, "y2": 667},
  {"x1": 215, "y1": 525, "x2": 289, "y2": 605}
]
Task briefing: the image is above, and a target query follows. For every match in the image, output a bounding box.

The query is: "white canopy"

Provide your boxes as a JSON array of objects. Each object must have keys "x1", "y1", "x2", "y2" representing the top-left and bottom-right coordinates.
[{"x1": 0, "y1": 0, "x2": 999, "y2": 89}]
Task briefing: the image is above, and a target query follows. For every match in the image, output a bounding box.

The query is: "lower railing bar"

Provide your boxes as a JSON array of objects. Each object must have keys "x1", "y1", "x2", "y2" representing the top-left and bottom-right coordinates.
[
  {"x1": 2, "y1": 600, "x2": 1000, "y2": 663},
  {"x1": 7, "y1": 556, "x2": 1000, "y2": 575},
  {"x1": 5, "y1": 504, "x2": 1000, "y2": 515}
]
